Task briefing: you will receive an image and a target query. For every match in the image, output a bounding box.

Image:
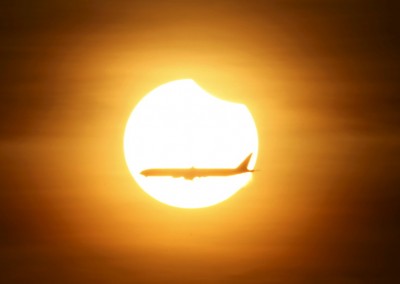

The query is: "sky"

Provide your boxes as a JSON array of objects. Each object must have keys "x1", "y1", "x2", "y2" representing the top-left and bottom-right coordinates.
[{"x1": 0, "y1": 0, "x2": 399, "y2": 283}]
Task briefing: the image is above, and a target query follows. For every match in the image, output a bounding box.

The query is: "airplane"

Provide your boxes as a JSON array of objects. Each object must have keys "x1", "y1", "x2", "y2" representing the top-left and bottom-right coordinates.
[{"x1": 140, "y1": 153, "x2": 254, "y2": 180}]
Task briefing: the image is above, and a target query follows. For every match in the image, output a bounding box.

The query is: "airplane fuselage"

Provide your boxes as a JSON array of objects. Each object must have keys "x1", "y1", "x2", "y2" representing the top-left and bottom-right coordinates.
[{"x1": 141, "y1": 168, "x2": 249, "y2": 180}]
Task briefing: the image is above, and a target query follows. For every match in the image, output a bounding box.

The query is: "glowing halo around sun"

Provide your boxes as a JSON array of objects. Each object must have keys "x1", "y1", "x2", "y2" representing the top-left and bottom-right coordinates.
[{"x1": 124, "y1": 79, "x2": 258, "y2": 208}]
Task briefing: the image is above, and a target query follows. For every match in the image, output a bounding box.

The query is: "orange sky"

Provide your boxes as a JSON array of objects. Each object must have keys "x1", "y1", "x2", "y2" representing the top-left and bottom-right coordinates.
[{"x1": 0, "y1": 0, "x2": 399, "y2": 283}]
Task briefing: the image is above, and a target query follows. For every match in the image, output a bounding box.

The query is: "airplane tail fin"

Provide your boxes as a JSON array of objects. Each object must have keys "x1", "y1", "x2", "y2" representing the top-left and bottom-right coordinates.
[{"x1": 236, "y1": 153, "x2": 253, "y2": 172}]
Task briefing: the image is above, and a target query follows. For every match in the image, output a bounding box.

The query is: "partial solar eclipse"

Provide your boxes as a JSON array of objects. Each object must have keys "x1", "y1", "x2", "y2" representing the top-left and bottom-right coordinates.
[{"x1": 124, "y1": 79, "x2": 258, "y2": 208}]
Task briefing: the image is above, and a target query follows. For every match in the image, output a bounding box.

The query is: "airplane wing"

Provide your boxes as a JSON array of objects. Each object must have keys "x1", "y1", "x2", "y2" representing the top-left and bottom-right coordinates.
[{"x1": 183, "y1": 170, "x2": 196, "y2": 180}]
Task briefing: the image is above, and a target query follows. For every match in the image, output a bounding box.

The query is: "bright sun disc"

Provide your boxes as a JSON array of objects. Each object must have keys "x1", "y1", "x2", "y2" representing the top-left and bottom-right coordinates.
[{"x1": 124, "y1": 79, "x2": 258, "y2": 208}]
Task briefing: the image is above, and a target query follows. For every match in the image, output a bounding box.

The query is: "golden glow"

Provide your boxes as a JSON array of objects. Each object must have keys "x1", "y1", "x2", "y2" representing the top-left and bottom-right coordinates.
[{"x1": 124, "y1": 79, "x2": 258, "y2": 208}]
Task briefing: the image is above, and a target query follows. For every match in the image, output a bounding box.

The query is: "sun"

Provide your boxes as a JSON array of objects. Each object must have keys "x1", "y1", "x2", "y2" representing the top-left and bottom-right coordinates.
[{"x1": 124, "y1": 79, "x2": 258, "y2": 208}]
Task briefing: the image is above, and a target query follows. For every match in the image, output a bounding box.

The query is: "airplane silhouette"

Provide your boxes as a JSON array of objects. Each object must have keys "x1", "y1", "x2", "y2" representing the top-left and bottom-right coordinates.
[{"x1": 140, "y1": 153, "x2": 254, "y2": 180}]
